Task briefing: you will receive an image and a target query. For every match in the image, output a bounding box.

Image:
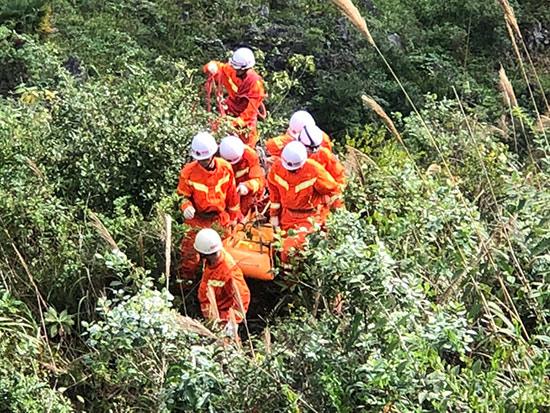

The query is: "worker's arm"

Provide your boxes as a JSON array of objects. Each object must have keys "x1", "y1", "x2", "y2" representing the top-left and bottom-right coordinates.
[
  {"x1": 224, "y1": 168, "x2": 241, "y2": 222},
  {"x1": 203, "y1": 61, "x2": 239, "y2": 97},
  {"x1": 267, "y1": 169, "x2": 282, "y2": 219},
  {"x1": 322, "y1": 149, "x2": 346, "y2": 186},
  {"x1": 242, "y1": 150, "x2": 265, "y2": 194},
  {"x1": 311, "y1": 160, "x2": 339, "y2": 196},
  {"x1": 176, "y1": 167, "x2": 193, "y2": 211},
  {"x1": 230, "y1": 274, "x2": 250, "y2": 323},
  {"x1": 197, "y1": 282, "x2": 210, "y2": 319}
]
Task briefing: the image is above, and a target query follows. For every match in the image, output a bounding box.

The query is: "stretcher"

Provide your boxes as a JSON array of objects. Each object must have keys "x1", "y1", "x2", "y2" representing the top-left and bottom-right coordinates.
[{"x1": 223, "y1": 223, "x2": 275, "y2": 280}]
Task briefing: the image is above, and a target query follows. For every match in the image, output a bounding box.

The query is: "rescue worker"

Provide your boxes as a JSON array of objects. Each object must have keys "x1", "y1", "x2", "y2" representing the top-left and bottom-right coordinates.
[
  {"x1": 267, "y1": 141, "x2": 339, "y2": 261},
  {"x1": 176, "y1": 132, "x2": 241, "y2": 282},
  {"x1": 219, "y1": 135, "x2": 266, "y2": 217},
  {"x1": 194, "y1": 228, "x2": 250, "y2": 335},
  {"x1": 203, "y1": 47, "x2": 266, "y2": 146},
  {"x1": 265, "y1": 110, "x2": 333, "y2": 157},
  {"x1": 298, "y1": 124, "x2": 346, "y2": 221}
]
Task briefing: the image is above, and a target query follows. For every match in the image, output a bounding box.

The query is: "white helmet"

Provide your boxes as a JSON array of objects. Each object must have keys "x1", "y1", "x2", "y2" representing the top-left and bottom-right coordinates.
[
  {"x1": 194, "y1": 228, "x2": 223, "y2": 254},
  {"x1": 229, "y1": 47, "x2": 255, "y2": 70},
  {"x1": 298, "y1": 125, "x2": 323, "y2": 152},
  {"x1": 281, "y1": 141, "x2": 308, "y2": 171},
  {"x1": 219, "y1": 135, "x2": 245, "y2": 164},
  {"x1": 288, "y1": 110, "x2": 315, "y2": 138},
  {"x1": 191, "y1": 132, "x2": 218, "y2": 160}
]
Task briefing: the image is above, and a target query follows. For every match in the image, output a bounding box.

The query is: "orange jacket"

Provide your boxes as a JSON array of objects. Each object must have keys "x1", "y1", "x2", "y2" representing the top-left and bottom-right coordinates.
[
  {"x1": 267, "y1": 158, "x2": 339, "y2": 229},
  {"x1": 265, "y1": 133, "x2": 293, "y2": 157},
  {"x1": 321, "y1": 131, "x2": 334, "y2": 152},
  {"x1": 198, "y1": 249, "x2": 250, "y2": 323},
  {"x1": 204, "y1": 62, "x2": 265, "y2": 127},
  {"x1": 311, "y1": 147, "x2": 345, "y2": 186},
  {"x1": 232, "y1": 145, "x2": 265, "y2": 194},
  {"x1": 311, "y1": 147, "x2": 346, "y2": 210},
  {"x1": 177, "y1": 158, "x2": 241, "y2": 222},
  {"x1": 265, "y1": 131, "x2": 333, "y2": 157}
]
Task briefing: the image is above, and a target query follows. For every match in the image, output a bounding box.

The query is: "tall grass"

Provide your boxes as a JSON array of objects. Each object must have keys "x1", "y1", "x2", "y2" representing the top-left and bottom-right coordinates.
[{"x1": 333, "y1": 0, "x2": 539, "y2": 343}]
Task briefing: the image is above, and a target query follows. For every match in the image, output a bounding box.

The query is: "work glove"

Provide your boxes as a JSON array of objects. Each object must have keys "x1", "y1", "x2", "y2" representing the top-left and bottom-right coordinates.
[
  {"x1": 203, "y1": 61, "x2": 218, "y2": 75},
  {"x1": 270, "y1": 216, "x2": 280, "y2": 229},
  {"x1": 224, "y1": 321, "x2": 238, "y2": 338},
  {"x1": 237, "y1": 183, "x2": 249, "y2": 196},
  {"x1": 183, "y1": 205, "x2": 196, "y2": 220}
]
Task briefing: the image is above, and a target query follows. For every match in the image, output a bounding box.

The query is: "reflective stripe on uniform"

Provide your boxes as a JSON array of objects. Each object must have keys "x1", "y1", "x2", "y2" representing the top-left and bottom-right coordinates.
[
  {"x1": 228, "y1": 76, "x2": 239, "y2": 94},
  {"x1": 208, "y1": 279, "x2": 225, "y2": 288},
  {"x1": 215, "y1": 174, "x2": 231, "y2": 193},
  {"x1": 189, "y1": 181, "x2": 209, "y2": 193},
  {"x1": 247, "y1": 179, "x2": 260, "y2": 193},
  {"x1": 271, "y1": 202, "x2": 281, "y2": 209},
  {"x1": 235, "y1": 167, "x2": 249, "y2": 179},
  {"x1": 295, "y1": 178, "x2": 317, "y2": 193},
  {"x1": 274, "y1": 174, "x2": 289, "y2": 191}
]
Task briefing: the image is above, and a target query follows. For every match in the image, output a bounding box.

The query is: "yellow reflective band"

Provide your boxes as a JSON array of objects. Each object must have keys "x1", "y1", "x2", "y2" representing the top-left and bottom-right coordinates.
[
  {"x1": 295, "y1": 178, "x2": 317, "y2": 193},
  {"x1": 228, "y1": 77, "x2": 239, "y2": 94},
  {"x1": 271, "y1": 203, "x2": 281, "y2": 209},
  {"x1": 328, "y1": 194, "x2": 341, "y2": 204},
  {"x1": 208, "y1": 279, "x2": 225, "y2": 288},
  {"x1": 229, "y1": 205, "x2": 241, "y2": 211},
  {"x1": 248, "y1": 180, "x2": 260, "y2": 193},
  {"x1": 189, "y1": 181, "x2": 209, "y2": 193},
  {"x1": 274, "y1": 174, "x2": 289, "y2": 191},
  {"x1": 215, "y1": 174, "x2": 231, "y2": 193},
  {"x1": 235, "y1": 167, "x2": 249, "y2": 179}
]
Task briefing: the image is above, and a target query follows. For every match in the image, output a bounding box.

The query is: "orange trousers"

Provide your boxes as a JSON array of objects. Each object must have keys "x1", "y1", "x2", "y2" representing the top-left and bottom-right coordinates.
[{"x1": 279, "y1": 209, "x2": 319, "y2": 263}]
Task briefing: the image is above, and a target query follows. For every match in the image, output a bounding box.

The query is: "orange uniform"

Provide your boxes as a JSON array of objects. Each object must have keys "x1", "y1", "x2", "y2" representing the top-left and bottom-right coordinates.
[
  {"x1": 198, "y1": 249, "x2": 250, "y2": 323},
  {"x1": 230, "y1": 145, "x2": 265, "y2": 216},
  {"x1": 204, "y1": 62, "x2": 266, "y2": 146},
  {"x1": 267, "y1": 158, "x2": 339, "y2": 261},
  {"x1": 310, "y1": 147, "x2": 346, "y2": 220},
  {"x1": 176, "y1": 158, "x2": 241, "y2": 279},
  {"x1": 265, "y1": 131, "x2": 333, "y2": 157}
]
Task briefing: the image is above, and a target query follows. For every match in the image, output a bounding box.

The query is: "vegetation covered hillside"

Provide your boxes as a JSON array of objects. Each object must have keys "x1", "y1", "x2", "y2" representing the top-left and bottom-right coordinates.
[{"x1": 0, "y1": 0, "x2": 549, "y2": 411}]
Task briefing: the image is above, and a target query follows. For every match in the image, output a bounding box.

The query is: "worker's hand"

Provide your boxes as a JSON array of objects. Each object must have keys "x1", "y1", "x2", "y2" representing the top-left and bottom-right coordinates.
[
  {"x1": 223, "y1": 321, "x2": 238, "y2": 338},
  {"x1": 270, "y1": 216, "x2": 280, "y2": 229},
  {"x1": 183, "y1": 205, "x2": 196, "y2": 220},
  {"x1": 203, "y1": 61, "x2": 218, "y2": 75},
  {"x1": 237, "y1": 183, "x2": 249, "y2": 196}
]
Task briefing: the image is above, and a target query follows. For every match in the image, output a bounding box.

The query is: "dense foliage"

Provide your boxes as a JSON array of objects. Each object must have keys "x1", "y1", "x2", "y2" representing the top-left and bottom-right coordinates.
[{"x1": 0, "y1": 0, "x2": 548, "y2": 411}]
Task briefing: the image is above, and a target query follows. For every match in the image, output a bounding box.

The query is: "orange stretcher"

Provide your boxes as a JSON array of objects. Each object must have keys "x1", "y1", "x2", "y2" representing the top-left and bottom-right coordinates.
[{"x1": 223, "y1": 223, "x2": 275, "y2": 281}]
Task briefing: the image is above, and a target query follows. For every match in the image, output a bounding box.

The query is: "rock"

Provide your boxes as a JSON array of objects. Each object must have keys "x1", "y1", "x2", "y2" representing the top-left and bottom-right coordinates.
[
  {"x1": 387, "y1": 33, "x2": 403, "y2": 50},
  {"x1": 527, "y1": 21, "x2": 550, "y2": 52}
]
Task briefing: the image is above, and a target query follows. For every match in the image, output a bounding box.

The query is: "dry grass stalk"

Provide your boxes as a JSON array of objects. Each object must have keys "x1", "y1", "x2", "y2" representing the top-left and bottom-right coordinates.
[
  {"x1": 175, "y1": 314, "x2": 217, "y2": 339},
  {"x1": 88, "y1": 211, "x2": 118, "y2": 251},
  {"x1": 25, "y1": 158, "x2": 46, "y2": 181},
  {"x1": 342, "y1": 145, "x2": 377, "y2": 182},
  {"x1": 497, "y1": 0, "x2": 522, "y2": 39},
  {"x1": 361, "y1": 95, "x2": 405, "y2": 145},
  {"x1": 331, "y1": 0, "x2": 375, "y2": 46},
  {"x1": 263, "y1": 327, "x2": 271, "y2": 354},
  {"x1": 206, "y1": 285, "x2": 220, "y2": 321},
  {"x1": 232, "y1": 278, "x2": 247, "y2": 322},
  {"x1": 498, "y1": 66, "x2": 518, "y2": 108},
  {"x1": 164, "y1": 214, "x2": 172, "y2": 286}
]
